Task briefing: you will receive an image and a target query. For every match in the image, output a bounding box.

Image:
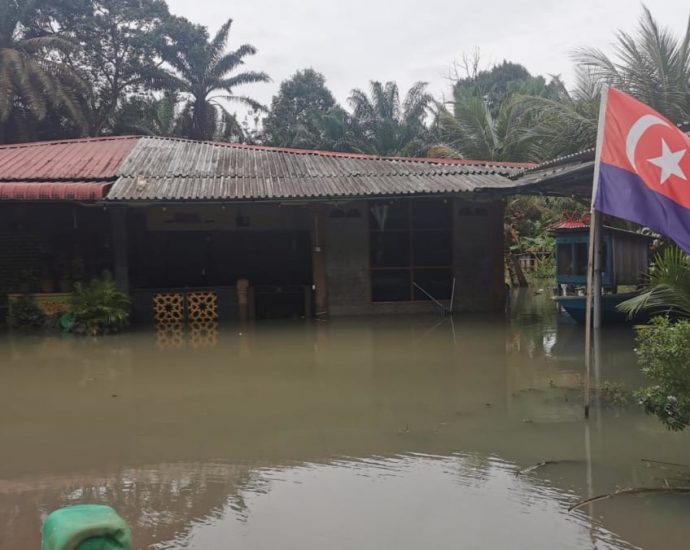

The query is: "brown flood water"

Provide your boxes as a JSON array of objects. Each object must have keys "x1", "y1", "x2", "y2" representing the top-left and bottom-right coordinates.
[{"x1": 1, "y1": 290, "x2": 690, "y2": 549}]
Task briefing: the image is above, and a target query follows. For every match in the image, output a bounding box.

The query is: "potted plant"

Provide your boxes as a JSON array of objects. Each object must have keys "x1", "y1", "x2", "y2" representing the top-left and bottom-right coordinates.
[{"x1": 69, "y1": 273, "x2": 131, "y2": 336}]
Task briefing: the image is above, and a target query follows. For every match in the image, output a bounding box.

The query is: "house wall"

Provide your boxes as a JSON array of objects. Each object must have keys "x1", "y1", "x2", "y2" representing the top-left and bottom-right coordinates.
[
  {"x1": 324, "y1": 198, "x2": 506, "y2": 316},
  {"x1": 452, "y1": 199, "x2": 506, "y2": 312}
]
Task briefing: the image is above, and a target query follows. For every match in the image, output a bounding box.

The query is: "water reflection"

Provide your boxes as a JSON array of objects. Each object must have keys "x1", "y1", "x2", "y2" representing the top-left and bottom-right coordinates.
[
  {"x1": 155, "y1": 322, "x2": 219, "y2": 350},
  {"x1": 0, "y1": 293, "x2": 689, "y2": 549}
]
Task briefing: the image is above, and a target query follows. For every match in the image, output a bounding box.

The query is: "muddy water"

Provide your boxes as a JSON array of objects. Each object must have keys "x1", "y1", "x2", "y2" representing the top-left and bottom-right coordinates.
[{"x1": 1, "y1": 290, "x2": 689, "y2": 549}]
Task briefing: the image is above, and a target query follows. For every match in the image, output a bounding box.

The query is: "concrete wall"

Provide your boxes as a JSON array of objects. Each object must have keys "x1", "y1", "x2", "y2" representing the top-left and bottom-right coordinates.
[
  {"x1": 452, "y1": 199, "x2": 506, "y2": 312},
  {"x1": 324, "y1": 197, "x2": 506, "y2": 316},
  {"x1": 325, "y1": 201, "x2": 372, "y2": 316}
]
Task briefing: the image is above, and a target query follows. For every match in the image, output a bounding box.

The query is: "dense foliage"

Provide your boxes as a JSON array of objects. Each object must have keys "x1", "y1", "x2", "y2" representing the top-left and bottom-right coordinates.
[
  {"x1": 635, "y1": 317, "x2": 690, "y2": 431},
  {"x1": 262, "y1": 69, "x2": 337, "y2": 149},
  {"x1": 56, "y1": 0, "x2": 173, "y2": 136},
  {"x1": 69, "y1": 275, "x2": 131, "y2": 335},
  {"x1": 0, "y1": 0, "x2": 85, "y2": 142},
  {"x1": 0, "y1": 0, "x2": 269, "y2": 143}
]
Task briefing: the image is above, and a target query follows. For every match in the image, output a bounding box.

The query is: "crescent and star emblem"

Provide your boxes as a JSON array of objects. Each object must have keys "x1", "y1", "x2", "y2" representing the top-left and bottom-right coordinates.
[{"x1": 625, "y1": 114, "x2": 687, "y2": 184}]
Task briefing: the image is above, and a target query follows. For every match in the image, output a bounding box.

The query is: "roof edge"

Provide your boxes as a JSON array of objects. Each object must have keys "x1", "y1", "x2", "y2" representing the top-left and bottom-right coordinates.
[
  {"x1": 1, "y1": 135, "x2": 534, "y2": 169},
  {"x1": 135, "y1": 135, "x2": 536, "y2": 168},
  {"x1": 0, "y1": 135, "x2": 141, "y2": 151}
]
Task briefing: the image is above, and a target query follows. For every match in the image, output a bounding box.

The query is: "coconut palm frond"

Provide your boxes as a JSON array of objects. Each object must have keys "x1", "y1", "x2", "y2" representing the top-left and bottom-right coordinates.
[
  {"x1": 212, "y1": 94, "x2": 266, "y2": 113},
  {"x1": 219, "y1": 71, "x2": 271, "y2": 91},
  {"x1": 573, "y1": 7, "x2": 690, "y2": 123},
  {"x1": 0, "y1": 4, "x2": 86, "y2": 132},
  {"x1": 618, "y1": 247, "x2": 690, "y2": 318}
]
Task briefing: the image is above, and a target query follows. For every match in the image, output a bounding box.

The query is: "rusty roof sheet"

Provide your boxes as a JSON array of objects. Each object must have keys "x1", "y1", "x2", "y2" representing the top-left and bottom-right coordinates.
[
  {"x1": 0, "y1": 181, "x2": 111, "y2": 200},
  {"x1": 107, "y1": 137, "x2": 523, "y2": 201},
  {"x1": 0, "y1": 136, "x2": 139, "y2": 181}
]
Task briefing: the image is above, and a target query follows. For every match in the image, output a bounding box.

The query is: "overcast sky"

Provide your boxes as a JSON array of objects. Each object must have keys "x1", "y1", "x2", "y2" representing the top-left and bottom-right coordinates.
[{"x1": 166, "y1": 0, "x2": 688, "y2": 118}]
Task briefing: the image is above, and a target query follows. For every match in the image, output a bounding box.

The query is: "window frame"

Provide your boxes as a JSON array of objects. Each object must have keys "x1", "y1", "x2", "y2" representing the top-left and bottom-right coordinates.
[{"x1": 369, "y1": 199, "x2": 453, "y2": 303}]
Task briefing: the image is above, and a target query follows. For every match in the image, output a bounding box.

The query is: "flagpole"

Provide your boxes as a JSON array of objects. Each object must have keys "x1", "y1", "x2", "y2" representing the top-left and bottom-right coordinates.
[{"x1": 584, "y1": 86, "x2": 609, "y2": 420}]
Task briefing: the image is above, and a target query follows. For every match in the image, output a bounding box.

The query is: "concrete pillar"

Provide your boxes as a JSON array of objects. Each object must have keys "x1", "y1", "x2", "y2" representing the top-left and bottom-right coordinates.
[
  {"x1": 110, "y1": 207, "x2": 129, "y2": 294},
  {"x1": 311, "y1": 206, "x2": 329, "y2": 317}
]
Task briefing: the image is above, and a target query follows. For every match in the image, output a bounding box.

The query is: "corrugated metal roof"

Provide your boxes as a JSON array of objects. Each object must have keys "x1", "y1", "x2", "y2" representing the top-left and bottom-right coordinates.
[
  {"x1": 0, "y1": 136, "x2": 139, "y2": 180},
  {"x1": 0, "y1": 181, "x2": 111, "y2": 200},
  {"x1": 506, "y1": 149, "x2": 596, "y2": 198},
  {"x1": 107, "y1": 136, "x2": 522, "y2": 201}
]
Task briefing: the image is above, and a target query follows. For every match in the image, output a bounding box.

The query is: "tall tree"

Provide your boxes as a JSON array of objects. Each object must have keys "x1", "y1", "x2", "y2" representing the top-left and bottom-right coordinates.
[
  {"x1": 517, "y1": 71, "x2": 600, "y2": 160},
  {"x1": 163, "y1": 18, "x2": 269, "y2": 141},
  {"x1": 432, "y1": 92, "x2": 537, "y2": 162},
  {"x1": 575, "y1": 6, "x2": 690, "y2": 124},
  {"x1": 452, "y1": 59, "x2": 555, "y2": 117},
  {"x1": 347, "y1": 81, "x2": 433, "y2": 156},
  {"x1": 431, "y1": 60, "x2": 561, "y2": 162},
  {"x1": 263, "y1": 68, "x2": 337, "y2": 149},
  {"x1": 0, "y1": 0, "x2": 85, "y2": 143},
  {"x1": 54, "y1": 0, "x2": 173, "y2": 136}
]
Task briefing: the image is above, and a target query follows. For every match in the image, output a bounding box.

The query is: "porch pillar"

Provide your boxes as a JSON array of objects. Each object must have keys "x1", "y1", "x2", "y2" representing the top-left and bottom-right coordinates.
[
  {"x1": 110, "y1": 207, "x2": 129, "y2": 294},
  {"x1": 311, "y1": 205, "x2": 329, "y2": 317}
]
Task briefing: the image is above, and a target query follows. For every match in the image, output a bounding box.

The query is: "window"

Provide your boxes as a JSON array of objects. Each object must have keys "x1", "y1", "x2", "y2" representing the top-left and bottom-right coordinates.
[{"x1": 369, "y1": 200, "x2": 452, "y2": 302}]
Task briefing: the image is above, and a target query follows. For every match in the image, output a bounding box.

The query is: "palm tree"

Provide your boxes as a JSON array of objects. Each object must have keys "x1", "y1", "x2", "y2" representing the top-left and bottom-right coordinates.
[
  {"x1": 0, "y1": 0, "x2": 84, "y2": 140},
  {"x1": 575, "y1": 6, "x2": 690, "y2": 124},
  {"x1": 431, "y1": 92, "x2": 537, "y2": 162},
  {"x1": 618, "y1": 246, "x2": 690, "y2": 319},
  {"x1": 163, "y1": 19, "x2": 269, "y2": 141},
  {"x1": 347, "y1": 81, "x2": 433, "y2": 156},
  {"x1": 515, "y1": 71, "x2": 601, "y2": 160},
  {"x1": 111, "y1": 91, "x2": 180, "y2": 137}
]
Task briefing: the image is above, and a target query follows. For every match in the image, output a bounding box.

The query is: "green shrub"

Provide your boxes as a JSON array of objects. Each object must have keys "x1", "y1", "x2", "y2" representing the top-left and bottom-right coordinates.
[
  {"x1": 530, "y1": 255, "x2": 556, "y2": 282},
  {"x1": 69, "y1": 275, "x2": 131, "y2": 336},
  {"x1": 598, "y1": 381, "x2": 632, "y2": 408},
  {"x1": 635, "y1": 316, "x2": 690, "y2": 431},
  {"x1": 8, "y1": 295, "x2": 46, "y2": 330}
]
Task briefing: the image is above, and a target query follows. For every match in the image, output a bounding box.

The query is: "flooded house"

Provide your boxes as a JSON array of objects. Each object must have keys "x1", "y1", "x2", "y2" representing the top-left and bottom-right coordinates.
[{"x1": 0, "y1": 136, "x2": 534, "y2": 323}]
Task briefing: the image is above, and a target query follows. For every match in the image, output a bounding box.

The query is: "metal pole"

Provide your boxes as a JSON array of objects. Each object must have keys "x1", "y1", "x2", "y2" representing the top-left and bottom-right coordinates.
[
  {"x1": 584, "y1": 212, "x2": 598, "y2": 420},
  {"x1": 449, "y1": 277, "x2": 456, "y2": 314},
  {"x1": 412, "y1": 282, "x2": 447, "y2": 313},
  {"x1": 584, "y1": 86, "x2": 609, "y2": 420},
  {"x1": 593, "y1": 214, "x2": 603, "y2": 330}
]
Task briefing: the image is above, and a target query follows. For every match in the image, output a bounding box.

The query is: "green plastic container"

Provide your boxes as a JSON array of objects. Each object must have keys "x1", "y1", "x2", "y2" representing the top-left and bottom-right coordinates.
[{"x1": 41, "y1": 505, "x2": 132, "y2": 550}]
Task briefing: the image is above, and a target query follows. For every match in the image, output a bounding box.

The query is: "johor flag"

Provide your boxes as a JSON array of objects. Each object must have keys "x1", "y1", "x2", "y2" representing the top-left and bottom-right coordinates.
[{"x1": 594, "y1": 87, "x2": 690, "y2": 253}]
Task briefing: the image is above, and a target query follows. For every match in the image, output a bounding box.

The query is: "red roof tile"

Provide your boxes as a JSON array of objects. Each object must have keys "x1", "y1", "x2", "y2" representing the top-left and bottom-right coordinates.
[
  {"x1": 0, "y1": 181, "x2": 111, "y2": 200},
  {"x1": 0, "y1": 136, "x2": 139, "y2": 180}
]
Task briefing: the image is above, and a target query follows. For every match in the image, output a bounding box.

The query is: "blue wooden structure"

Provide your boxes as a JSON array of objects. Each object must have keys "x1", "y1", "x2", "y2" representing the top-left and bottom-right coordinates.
[
  {"x1": 553, "y1": 223, "x2": 652, "y2": 324},
  {"x1": 554, "y1": 224, "x2": 651, "y2": 291}
]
